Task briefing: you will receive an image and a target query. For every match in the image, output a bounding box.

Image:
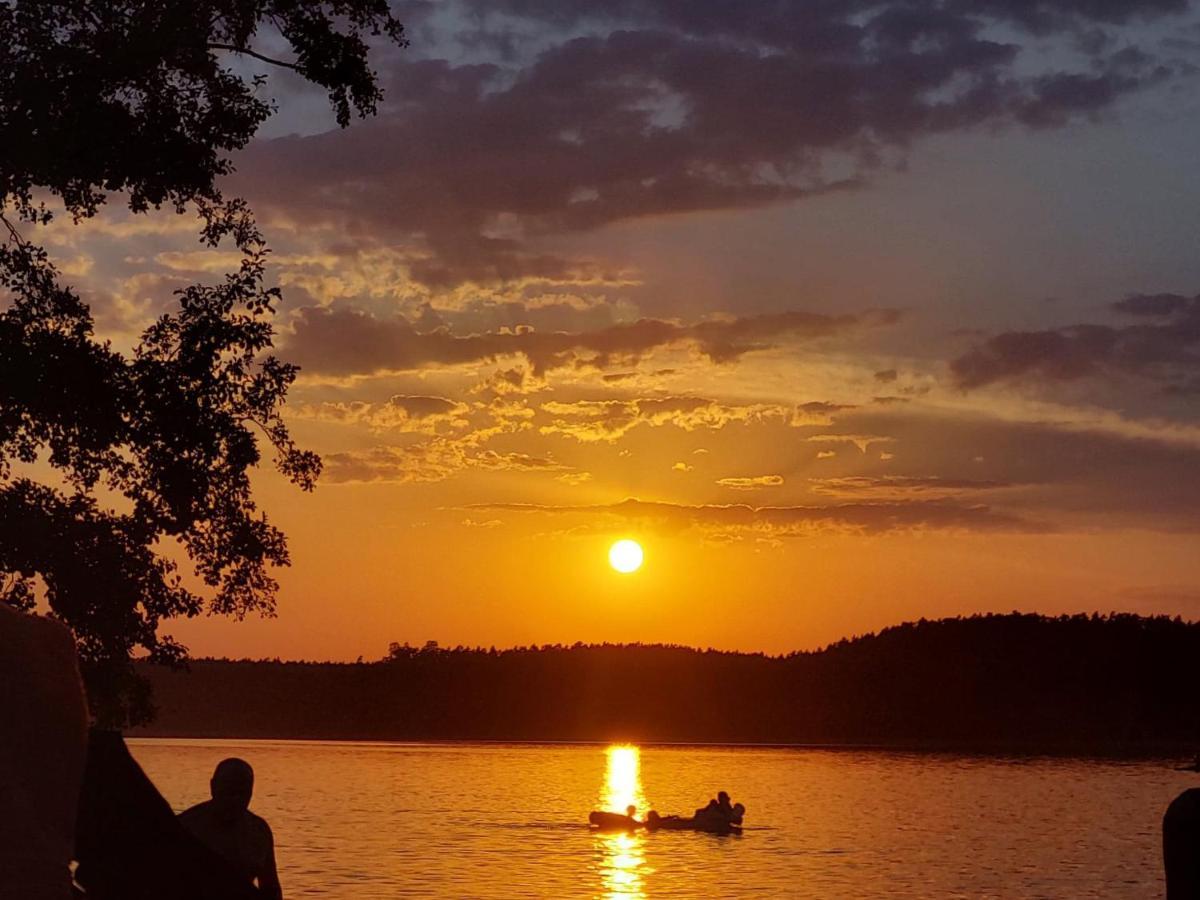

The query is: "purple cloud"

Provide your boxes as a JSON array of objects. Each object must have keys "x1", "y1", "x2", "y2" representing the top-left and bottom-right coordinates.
[{"x1": 233, "y1": 0, "x2": 1196, "y2": 285}]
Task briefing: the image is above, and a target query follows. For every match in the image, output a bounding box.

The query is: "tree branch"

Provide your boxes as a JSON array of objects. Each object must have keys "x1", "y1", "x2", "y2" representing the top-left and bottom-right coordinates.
[
  {"x1": 206, "y1": 44, "x2": 302, "y2": 72},
  {"x1": 0, "y1": 211, "x2": 30, "y2": 248}
]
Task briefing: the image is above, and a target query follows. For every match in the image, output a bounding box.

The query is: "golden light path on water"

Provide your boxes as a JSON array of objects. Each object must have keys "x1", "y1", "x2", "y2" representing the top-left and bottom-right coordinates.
[{"x1": 597, "y1": 745, "x2": 650, "y2": 898}]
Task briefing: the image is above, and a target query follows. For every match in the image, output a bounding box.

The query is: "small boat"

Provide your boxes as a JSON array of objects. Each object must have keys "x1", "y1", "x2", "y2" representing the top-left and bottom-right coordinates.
[
  {"x1": 588, "y1": 810, "x2": 642, "y2": 830},
  {"x1": 645, "y1": 814, "x2": 741, "y2": 835}
]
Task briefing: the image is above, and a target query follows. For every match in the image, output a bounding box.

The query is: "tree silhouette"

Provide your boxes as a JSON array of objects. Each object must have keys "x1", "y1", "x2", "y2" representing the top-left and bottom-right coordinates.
[
  {"x1": 0, "y1": 2, "x2": 407, "y2": 725},
  {"x1": 141, "y1": 614, "x2": 1200, "y2": 748}
]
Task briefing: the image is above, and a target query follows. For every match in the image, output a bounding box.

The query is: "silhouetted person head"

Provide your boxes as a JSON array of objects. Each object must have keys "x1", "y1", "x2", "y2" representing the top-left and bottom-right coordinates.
[
  {"x1": 718, "y1": 791, "x2": 731, "y2": 806},
  {"x1": 180, "y1": 756, "x2": 281, "y2": 899},
  {"x1": 625, "y1": 804, "x2": 637, "y2": 818},
  {"x1": 210, "y1": 759, "x2": 254, "y2": 822}
]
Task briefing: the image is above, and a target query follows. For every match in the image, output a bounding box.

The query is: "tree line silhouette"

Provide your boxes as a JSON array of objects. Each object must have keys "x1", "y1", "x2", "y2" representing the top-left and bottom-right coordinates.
[{"x1": 134, "y1": 613, "x2": 1200, "y2": 750}]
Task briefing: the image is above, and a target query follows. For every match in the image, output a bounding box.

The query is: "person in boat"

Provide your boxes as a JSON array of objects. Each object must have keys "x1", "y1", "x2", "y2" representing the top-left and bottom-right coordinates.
[
  {"x1": 178, "y1": 759, "x2": 282, "y2": 900},
  {"x1": 645, "y1": 807, "x2": 744, "y2": 834},
  {"x1": 716, "y1": 791, "x2": 736, "y2": 823},
  {"x1": 694, "y1": 791, "x2": 739, "y2": 827}
]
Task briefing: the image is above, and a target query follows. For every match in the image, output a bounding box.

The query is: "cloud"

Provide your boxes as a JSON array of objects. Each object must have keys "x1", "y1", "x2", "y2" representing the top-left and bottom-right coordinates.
[
  {"x1": 672, "y1": 462, "x2": 693, "y2": 472},
  {"x1": 470, "y1": 366, "x2": 547, "y2": 396},
  {"x1": 294, "y1": 394, "x2": 471, "y2": 434},
  {"x1": 809, "y1": 475, "x2": 1010, "y2": 500},
  {"x1": 792, "y1": 401, "x2": 857, "y2": 426},
  {"x1": 285, "y1": 305, "x2": 896, "y2": 378},
  {"x1": 538, "y1": 395, "x2": 855, "y2": 442},
  {"x1": 818, "y1": 406, "x2": 1200, "y2": 531},
  {"x1": 950, "y1": 291, "x2": 1200, "y2": 390},
  {"x1": 466, "y1": 496, "x2": 1041, "y2": 537},
  {"x1": 717, "y1": 475, "x2": 785, "y2": 490},
  {"x1": 557, "y1": 471, "x2": 593, "y2": 485},
  {"x1": 234, "y1": 0, "x2": 1193, "y2": 284},
  {"x1": 323, "y1": 440, "x2": 569, "y2": 484},
  {"x1": 807, "y1": 433, "x2": 896, "y2": 453}
]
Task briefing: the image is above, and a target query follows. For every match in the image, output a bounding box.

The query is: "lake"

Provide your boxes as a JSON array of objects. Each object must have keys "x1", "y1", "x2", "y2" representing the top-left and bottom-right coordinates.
[{"x1": 128, "y1": 739, "x2": 1192, "y2": 898}]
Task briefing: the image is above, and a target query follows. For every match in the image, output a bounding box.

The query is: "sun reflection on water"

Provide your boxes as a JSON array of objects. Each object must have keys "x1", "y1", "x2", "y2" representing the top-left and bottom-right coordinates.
[{"x1": 596, "y1": 745, "x2": 649, "y2": 898}]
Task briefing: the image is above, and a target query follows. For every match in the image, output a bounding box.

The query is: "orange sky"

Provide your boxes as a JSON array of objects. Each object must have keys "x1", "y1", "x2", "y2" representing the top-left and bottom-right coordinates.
[{"x1": 26, "y1": 0, "x2": 1200, "y2": 660}]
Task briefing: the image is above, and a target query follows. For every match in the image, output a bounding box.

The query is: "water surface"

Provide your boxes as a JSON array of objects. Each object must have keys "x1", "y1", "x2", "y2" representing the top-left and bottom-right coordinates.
[{"x1": 129, "y1": 739, "x2": 1190, "y2": 898}]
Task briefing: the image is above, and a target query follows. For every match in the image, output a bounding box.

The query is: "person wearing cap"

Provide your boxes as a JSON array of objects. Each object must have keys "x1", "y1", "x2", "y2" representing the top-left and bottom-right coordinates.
[{"x1": 179, "y1": 758, "x2": 283, "y2": 900}]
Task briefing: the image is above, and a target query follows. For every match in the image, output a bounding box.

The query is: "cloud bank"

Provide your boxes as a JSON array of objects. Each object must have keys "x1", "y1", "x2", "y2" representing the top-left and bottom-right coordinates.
[{"x1": 235, "y1": 0, "x2": 1194, "y2": 284}]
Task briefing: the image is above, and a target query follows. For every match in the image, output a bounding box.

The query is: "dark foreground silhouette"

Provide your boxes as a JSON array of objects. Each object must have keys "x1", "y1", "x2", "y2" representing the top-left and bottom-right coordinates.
[
  {"x1": 0, "y1": 603, "x2": 87, "y2": 899},
  {"x1": 75, "y1": 732, "x2": 262, "y2": 899},
  {"x1": 137, "y1": 613, "x2": 1200, "y2": 750},
  {"x1": 178, "y1": 759, "x2": 283, "y2": 900},
  {"x1": 1165, "y1": 788, "x2": 1200, "y2": 899}
]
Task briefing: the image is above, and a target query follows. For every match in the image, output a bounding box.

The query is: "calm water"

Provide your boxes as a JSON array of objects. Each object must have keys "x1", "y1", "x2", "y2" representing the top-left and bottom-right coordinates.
[{"x1": 128, "y1": 739, "x2": 1192, "y2": 898}]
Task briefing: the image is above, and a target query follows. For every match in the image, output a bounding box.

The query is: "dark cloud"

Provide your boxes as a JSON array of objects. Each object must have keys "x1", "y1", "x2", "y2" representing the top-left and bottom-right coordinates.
[
  {"x1": 465, "y1": 496, "x2": 1041, "y2": 536},
  {"x1": 797, "y1": 400, "x2": 857, "y2": 418},
  {"x1": 234, "y1": 0, "x2": 1194, "y2": 284},
  {"x1": 950, "y1": 291, "x2": 1200, "y2": 388},
  {"x1": 285, "y1": 305, "x2": 897, "y2": 377},
  {"x1": 466, "y1": 0, "x2": 1188, "y2": 38},
  {"x1": 809, "y1": 475, "x2": 1011, "y2": 499},
  {"x1": 831, "y1": 406, "x2": 1200, "y2": 531}
]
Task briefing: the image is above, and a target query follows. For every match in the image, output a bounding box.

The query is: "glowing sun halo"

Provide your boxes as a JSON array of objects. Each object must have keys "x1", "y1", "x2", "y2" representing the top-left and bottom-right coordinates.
[{"x1": 609, "y1": 539, "x2": 644, "y2": 574}]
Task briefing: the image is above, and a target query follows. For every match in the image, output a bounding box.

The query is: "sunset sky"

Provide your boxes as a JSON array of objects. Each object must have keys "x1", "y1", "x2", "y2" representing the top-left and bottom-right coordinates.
[{"x1": 35, "y1": 0, "x2": 1200, "y2": 660}]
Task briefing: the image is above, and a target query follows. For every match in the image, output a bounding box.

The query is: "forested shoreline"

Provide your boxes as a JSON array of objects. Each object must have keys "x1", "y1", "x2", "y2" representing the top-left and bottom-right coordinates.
[{"x1": 133, "y1": 613, "x2": 1200, "y2": 752}]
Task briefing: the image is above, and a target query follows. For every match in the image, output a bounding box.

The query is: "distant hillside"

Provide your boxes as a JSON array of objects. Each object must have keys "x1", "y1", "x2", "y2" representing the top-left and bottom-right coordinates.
[{"x1": 133, "y1": 613, "x2": 1200, "y2": 751}]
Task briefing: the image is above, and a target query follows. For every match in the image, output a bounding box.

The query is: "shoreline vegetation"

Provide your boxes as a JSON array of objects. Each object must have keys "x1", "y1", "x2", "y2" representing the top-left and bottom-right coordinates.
[{"x1": 132, "y1": 613, "x2": 1200, "y2": 755}]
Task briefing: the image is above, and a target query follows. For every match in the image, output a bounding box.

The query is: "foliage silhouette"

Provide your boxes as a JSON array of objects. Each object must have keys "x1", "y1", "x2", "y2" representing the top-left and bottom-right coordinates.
[
  {"x1": 136, "y1": 613, "x2": 1200, "y2": 750},
  {"x1": 0, "y1": 1, "x2": 406, "y2": 725}
]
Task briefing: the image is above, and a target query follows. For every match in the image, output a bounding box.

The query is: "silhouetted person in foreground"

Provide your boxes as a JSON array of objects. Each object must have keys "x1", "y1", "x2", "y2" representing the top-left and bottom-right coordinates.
[
  {"x1": 179, "y1": 759, "x2": 282, "y2": 900},
  {"x1": 75, "y1": 731, "x2": 261, "y2": 899},
  {"x1": 0, "y1": 604, "x2": 88, "y2": 900},
  {"x1": 1165, "y1": 787, "x2": 1200, "y2": 899}
]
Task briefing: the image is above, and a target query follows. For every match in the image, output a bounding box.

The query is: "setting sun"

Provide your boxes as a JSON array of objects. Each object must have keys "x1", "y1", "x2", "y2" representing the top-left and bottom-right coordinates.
[{"x1": 608, "y1": 540, "x2": 644, "y2": 574}]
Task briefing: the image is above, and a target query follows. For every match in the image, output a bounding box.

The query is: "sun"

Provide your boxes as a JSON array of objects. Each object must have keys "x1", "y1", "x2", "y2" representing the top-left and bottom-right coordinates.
[{"x1": 608, "y1": 539, "x2": 644, "y2": 574}]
